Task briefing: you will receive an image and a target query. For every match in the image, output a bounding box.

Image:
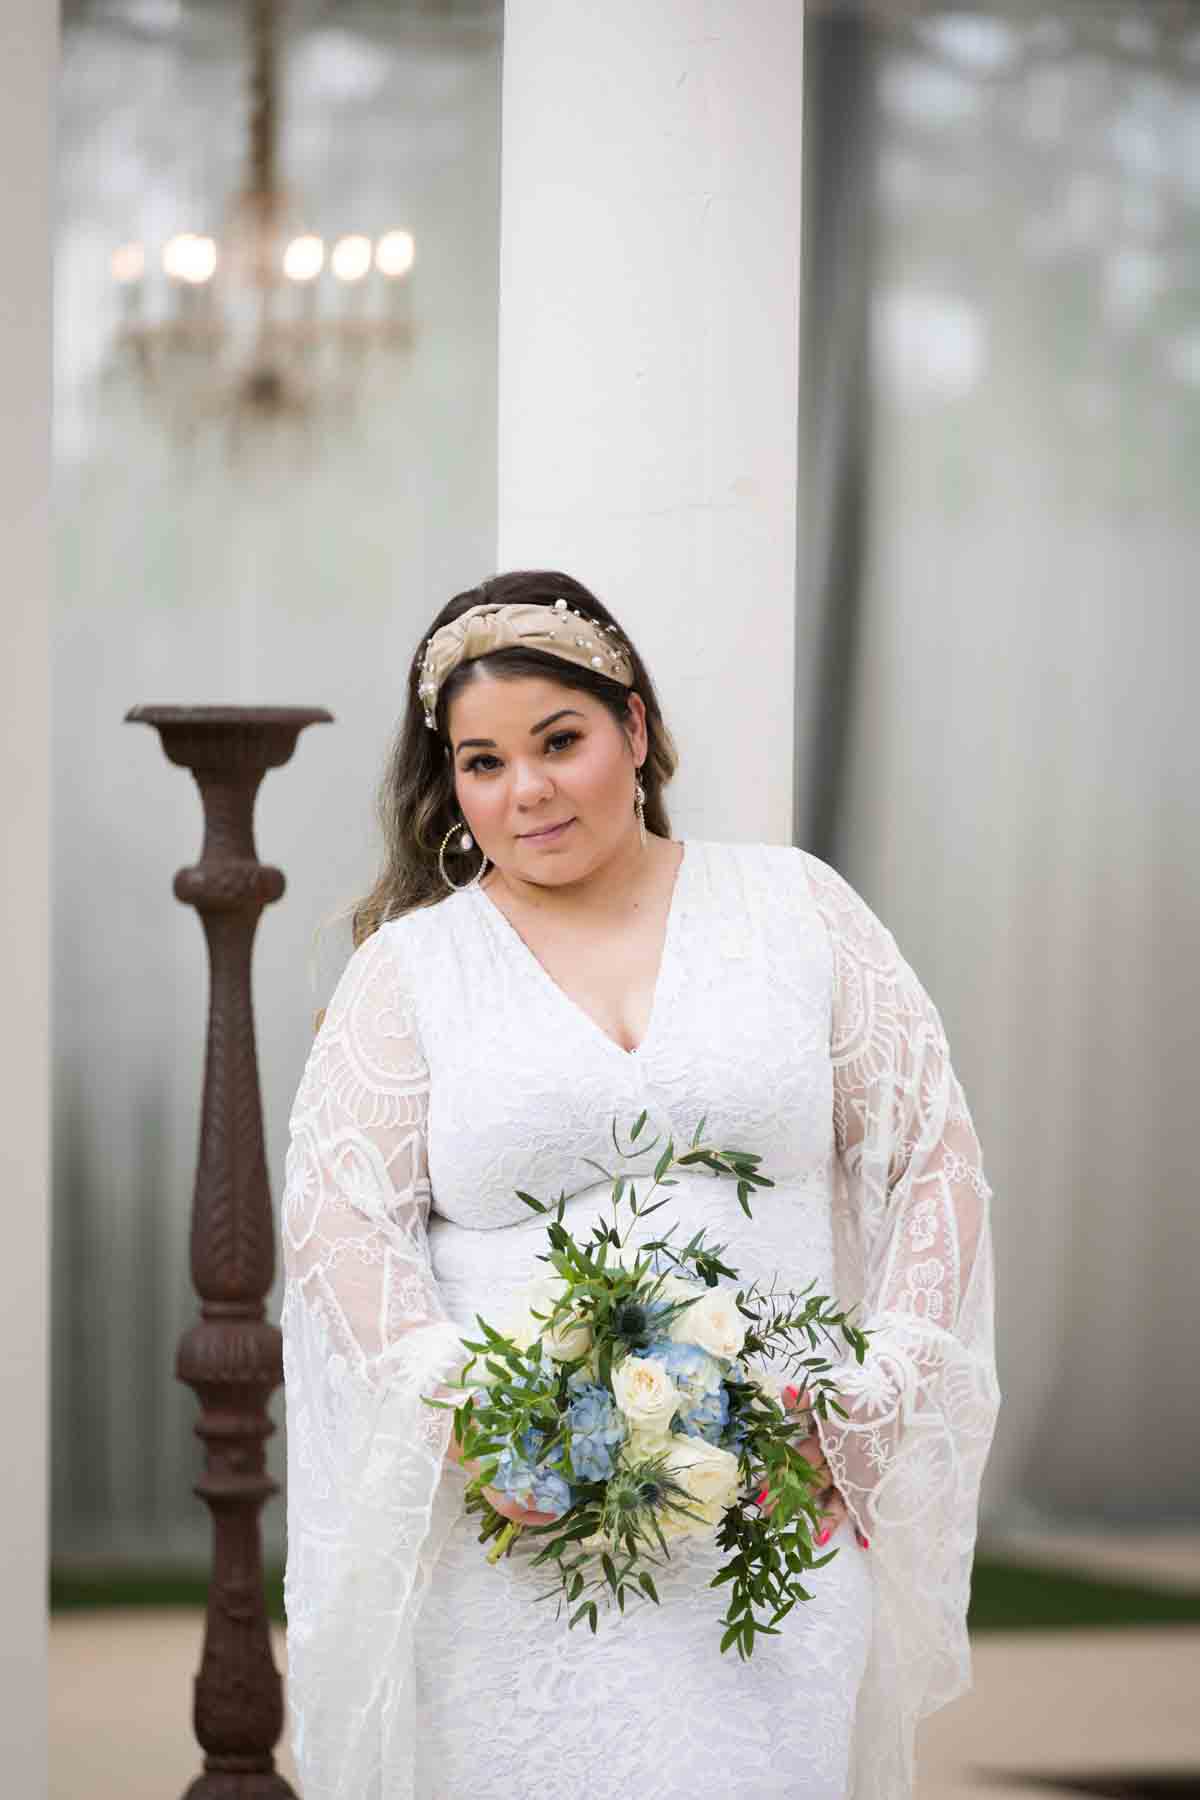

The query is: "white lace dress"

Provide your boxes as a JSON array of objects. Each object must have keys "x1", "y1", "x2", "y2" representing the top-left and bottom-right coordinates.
[{"x1": 280, "y1": 840, "x2": 1000, "y2": 1800}]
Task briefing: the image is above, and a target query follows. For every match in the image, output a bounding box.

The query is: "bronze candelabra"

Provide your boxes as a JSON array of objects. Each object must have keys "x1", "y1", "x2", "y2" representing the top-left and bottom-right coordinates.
[{"x1": 127, "y1": 704, "x2": 331, "y2": 1798}]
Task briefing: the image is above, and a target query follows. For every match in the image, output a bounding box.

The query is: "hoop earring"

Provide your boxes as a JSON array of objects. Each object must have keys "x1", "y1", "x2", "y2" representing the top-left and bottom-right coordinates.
[
  {"x1": 438, "y1": 820, "x2": 490, "y2": 892},
  {"x1": 634, "y1": 776, "x2": 648, "y2": 849}
]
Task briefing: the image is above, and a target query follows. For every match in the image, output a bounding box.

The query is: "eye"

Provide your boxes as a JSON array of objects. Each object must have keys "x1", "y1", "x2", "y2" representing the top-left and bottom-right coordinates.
[{"x1": 461, "y1": 729, "x2": 581, "y2": 776}]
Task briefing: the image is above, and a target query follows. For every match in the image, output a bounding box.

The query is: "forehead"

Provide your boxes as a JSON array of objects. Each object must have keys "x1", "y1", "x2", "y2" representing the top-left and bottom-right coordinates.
[{"x1": 446, "y1": 669, "x2": 598, "y2": 739}]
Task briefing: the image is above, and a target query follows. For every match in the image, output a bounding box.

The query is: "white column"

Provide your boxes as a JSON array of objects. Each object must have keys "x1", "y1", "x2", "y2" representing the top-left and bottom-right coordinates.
[
  {"x1": 497, "y1": 0, "x2": 804, "y2": 843},
  {"x1": 0, "y1": 1, "x2": 53, "y2": 1789}
]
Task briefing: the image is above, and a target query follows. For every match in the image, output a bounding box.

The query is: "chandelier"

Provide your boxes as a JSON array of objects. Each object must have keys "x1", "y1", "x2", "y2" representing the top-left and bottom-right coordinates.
[{"x1": 109, "y1": 0, "x2": 416, "y2": 437}]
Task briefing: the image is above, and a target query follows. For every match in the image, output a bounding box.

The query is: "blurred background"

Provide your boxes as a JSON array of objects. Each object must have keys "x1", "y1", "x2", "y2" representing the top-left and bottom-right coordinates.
[{"x1": 48, "y1": 0, "x2": 1199, "y2": 1795}]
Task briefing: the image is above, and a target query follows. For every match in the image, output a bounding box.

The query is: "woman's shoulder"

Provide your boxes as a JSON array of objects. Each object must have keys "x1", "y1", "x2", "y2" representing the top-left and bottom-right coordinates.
[
  {"x1": 688, "y1": 835, "x2": 822, "y2": 891},
  {"x1": 691, "y1": 839, "x2": 890, "y2": 940},
  {"x1": 694, "y1": 837, "x2": 865, "y2": 895}
]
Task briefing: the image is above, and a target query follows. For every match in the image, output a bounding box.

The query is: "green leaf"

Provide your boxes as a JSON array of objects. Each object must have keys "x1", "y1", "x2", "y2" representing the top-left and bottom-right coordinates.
[
  {"x1": 515, "y1": 1190, "x2": 546, "y2": 1213},
  {"x1": 719, "y1": 1622, "x2": 741, "y2": 1654},
  {"x1": 556, "y1": 1517, "x2": 602, "y2": 1545},
  {"x1": 631, "y1": 1109, "x2": 648, "y2": 1141},
  {"x1": 691, "y1": 1112, "x2": 708, "y2": 1147},
  {"x1": 602, "y1": 1554, "x2": 618, "y2": 1593},
  {"x1": 638, "y1": 1572, "x2": 659, "y2": 1605},
  {"x1": 653, "y1": 1139, "x2": 675, "y2": 1182},
  {"x1": 587, "y1": 1602, "x2": 598, "y2": 1634}
]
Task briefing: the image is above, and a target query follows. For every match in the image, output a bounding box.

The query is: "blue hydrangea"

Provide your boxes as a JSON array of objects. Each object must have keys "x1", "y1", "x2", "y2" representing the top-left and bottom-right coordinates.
[
  {"x1": 566, "y1": 1381, "x2": 627, "y2": 1483},
  {"x1": 490, "y1": 1424, "x2": 573, "y2": 1518},
  {"x1": 674, "y1": 1383, "x2": 731, "y2": 1445}
]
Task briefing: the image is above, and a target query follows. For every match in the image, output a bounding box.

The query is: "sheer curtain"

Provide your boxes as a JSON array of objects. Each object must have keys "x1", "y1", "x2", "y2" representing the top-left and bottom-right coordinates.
[
  {"x1": 798, "y1": 2, "x2": 1200, "y2": 1526},
  {"x1": 52, "y1": 0, "x2": 502, "y2": 1562}
]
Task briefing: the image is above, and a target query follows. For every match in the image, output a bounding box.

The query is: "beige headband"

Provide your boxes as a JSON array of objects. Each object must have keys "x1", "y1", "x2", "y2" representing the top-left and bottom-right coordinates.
[{"x1": 416, "y1": 597, "x2": 635, "y2": 731}]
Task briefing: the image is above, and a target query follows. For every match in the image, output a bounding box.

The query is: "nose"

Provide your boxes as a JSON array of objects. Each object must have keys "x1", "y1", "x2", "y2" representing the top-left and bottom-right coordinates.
[{"x1": 511, "y1": 756, "x2": 554, "y2": 806}]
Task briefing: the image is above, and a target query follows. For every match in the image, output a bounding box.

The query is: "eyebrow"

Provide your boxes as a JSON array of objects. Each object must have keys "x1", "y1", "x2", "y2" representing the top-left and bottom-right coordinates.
[{"x1": 454, "y1": 709, "x2": 585, "y2": 755}]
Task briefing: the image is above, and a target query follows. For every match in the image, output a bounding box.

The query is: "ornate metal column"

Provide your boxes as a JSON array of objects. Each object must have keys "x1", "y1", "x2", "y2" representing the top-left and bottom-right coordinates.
[{"x1": 127, "y1": 704, "x2": 330, "y2": 1799}]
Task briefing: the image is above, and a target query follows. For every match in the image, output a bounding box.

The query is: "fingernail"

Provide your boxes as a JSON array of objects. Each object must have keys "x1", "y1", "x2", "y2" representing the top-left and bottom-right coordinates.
[
  {"x1": 755, "y1": 1485, "x2": 770, "y2": 1506},
  {"x1": 815, "y1": 1527, "x2": 831, "y2": 1547},
  {"x1": 856, "y1": 1534, "x2": 870, "y2": 1550},
  {"x1": 782, "y1": 1385, "x2": 800, "y2": 1408}
]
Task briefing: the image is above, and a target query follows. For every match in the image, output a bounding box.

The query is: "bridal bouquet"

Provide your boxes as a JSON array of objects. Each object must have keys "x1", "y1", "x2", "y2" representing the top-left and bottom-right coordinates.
[{"x1": 424, "y1": 1112, "x2": 870, "y2": 1661}]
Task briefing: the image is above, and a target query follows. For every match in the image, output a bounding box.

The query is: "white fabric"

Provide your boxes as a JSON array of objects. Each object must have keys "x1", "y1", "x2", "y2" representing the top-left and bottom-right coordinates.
[{"x1": 280, "y1": 839, "x2": 1000, "y2": 1798}]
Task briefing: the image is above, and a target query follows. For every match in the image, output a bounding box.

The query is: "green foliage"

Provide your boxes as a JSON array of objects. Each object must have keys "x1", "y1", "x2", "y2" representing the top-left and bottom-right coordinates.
[{"x1": 421, "y1": 1112, "x2": 872, "y2": 1652}]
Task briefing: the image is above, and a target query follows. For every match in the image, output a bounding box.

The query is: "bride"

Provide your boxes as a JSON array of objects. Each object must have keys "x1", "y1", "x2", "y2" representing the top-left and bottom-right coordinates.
[{"x1": 279, "y1": 569, "x2": 1000, "y2": 1800}]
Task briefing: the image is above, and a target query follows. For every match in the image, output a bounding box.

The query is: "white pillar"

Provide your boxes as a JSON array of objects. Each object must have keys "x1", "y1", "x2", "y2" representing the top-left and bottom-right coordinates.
[
  {"x1": 497, "y1": 0, "x2": 804, "y2": 843},
  {"x1": 0, "y1": 2, "x2": 53, "y2": 1789}
]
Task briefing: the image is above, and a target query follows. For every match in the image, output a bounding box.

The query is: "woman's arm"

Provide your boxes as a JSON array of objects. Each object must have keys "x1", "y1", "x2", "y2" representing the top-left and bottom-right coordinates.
[
  {"x1": 280, "y1": 926, "x2": 466, "y2": 1799},
  {"x1": 801, "y1": 850, "x2": 1001, "y2": 1716}
]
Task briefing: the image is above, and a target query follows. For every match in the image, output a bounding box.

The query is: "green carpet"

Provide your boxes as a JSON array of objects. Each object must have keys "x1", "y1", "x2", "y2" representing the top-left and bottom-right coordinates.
[{"x1": 48, "y1": 1558, "x2": 1200, "y2": 1633}]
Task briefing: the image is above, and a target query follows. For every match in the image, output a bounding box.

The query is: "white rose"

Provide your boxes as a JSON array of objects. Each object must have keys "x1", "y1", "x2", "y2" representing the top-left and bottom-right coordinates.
[
  {"x1": 661, "y1": 1438, "x2": 742, "y2": 1537},
  {"x1": 669, "y1": 1285, "x2": 747, "y2": 1360},
  {"x1": 509, "y1": 1275, "x2": 592, "y2": 1362},
  {"x1": 611, "y1": 1354, "x2": 681, "y2": 1434},
  {"x1": 622, "y1": 1418, "x2": 675, "y2": 1462},
  {"x1": 543, "y1": 1317, "x2": 593, "y2": 1361}
]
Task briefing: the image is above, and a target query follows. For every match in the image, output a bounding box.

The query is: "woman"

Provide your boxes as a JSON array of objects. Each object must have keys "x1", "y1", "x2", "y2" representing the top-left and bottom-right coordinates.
[{"x1": 280, "y1": 569, "x2": 1000, "y2": 1800}]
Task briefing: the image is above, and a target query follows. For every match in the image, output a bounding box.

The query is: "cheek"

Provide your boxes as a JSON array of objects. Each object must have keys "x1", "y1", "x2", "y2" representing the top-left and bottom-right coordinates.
[
  {"x1": 570, "y1": 738, "x2": 629, "y2": 805},
  {"x1": 455, "y1": 776, "x2": 500, "y2": 828}
]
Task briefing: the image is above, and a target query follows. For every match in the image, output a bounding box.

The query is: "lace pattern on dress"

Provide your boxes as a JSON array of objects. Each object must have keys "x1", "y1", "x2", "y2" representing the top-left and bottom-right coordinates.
[
  {"x1": 281, "y1": 929, "x2": 465, "y2": 1798},
  {"x1": 803, "y1": 851, "x2": 1001, "y2": 1800}
]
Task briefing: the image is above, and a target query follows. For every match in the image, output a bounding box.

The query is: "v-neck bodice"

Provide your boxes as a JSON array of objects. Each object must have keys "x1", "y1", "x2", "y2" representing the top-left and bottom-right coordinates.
[
  {"x1": 387, "y1": 838, "x2": 837, "y2": 1232},
  {"x1": 466, "y1": 839, "x2": 691, "y2": 1061}
]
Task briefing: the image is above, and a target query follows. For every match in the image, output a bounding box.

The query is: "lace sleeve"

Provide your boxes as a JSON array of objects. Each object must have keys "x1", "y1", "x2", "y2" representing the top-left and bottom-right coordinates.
[
  {"x1": 801, "y1": 851, "x2": 1001, "y2": 1759},
  {"x1": 280, "y1": 924, "x2": 465, "y2": 1800}
]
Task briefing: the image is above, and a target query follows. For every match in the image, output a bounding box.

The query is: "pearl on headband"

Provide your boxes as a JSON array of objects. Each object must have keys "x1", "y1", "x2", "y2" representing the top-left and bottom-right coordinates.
[{"x1": 416, "y1": 597, "x2": 635, "y2": 731}]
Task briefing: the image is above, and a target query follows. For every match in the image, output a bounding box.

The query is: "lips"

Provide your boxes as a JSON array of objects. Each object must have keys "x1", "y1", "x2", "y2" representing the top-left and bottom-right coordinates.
[{"x1": 520, "y1": 818, "x2": 574, "y2": 841}]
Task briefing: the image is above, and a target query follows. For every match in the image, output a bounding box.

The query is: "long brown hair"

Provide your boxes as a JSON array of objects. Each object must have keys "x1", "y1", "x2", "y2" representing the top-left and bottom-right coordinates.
[{"x1": 351, "y1": 570, "x2": 679, "y2": 944}]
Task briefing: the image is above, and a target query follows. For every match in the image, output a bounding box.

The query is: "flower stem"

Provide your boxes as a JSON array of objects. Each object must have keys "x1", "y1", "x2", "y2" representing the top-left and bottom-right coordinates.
[{"x1": 486, "y1": 1520, "x2": 523, "y2": 1564}]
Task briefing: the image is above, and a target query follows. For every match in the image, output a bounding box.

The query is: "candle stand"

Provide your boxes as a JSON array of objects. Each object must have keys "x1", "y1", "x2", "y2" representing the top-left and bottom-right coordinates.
[{"x1": 127, "y1": 703, "x2": 331, "y2": 1798}]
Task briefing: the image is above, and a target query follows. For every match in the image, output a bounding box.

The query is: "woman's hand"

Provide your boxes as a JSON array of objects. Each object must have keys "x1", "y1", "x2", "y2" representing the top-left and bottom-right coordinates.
[
  {"x1": 759, "y1": 1385, "x2": 869, "y2": 1551},
  {"x1": 438, "y1": 1392, "x2": 562, "y2": 1528},
  {"x1": 477, "y1": 1479, "x2": 562, "y2": 1528}
]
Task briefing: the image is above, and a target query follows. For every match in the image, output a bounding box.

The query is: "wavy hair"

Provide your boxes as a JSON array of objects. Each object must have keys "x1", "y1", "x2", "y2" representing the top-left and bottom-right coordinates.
[{"x1": 350, "y1": 570, "x2": 679, "y2": 944}]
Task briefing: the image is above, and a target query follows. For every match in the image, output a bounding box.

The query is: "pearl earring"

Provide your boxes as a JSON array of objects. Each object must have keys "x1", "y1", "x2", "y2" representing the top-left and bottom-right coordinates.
[
  {"x1": 438, "y1": 820, "x2": 489, "y2": 892},
  {"x1": 634, "y1": 777, "x2": 647, "y2": 848}
]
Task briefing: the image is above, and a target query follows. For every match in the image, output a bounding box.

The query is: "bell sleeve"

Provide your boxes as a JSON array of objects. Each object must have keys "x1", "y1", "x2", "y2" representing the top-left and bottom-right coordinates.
[
  {"x1": 801, "y1": 850, "x2": 1002, "y2": 1798},
  {"x1": 279, "y1": 923, "x2": 466, "y2": 1800}
]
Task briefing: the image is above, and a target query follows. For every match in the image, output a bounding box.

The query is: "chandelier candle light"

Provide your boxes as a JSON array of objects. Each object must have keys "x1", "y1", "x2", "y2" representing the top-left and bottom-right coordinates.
[{"x1": 110, "y1": 0, "x2": 417, "y2": 433}]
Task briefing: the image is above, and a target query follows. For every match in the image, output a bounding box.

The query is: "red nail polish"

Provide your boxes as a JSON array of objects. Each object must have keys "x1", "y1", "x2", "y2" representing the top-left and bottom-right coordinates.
[
  {"x1": 860, "y1": 1536, "x2": 870, "y2": 1550},
  {"x1": 815, "y1": 1527, "x2": 831, "y2": 1547},
  {"x1": 755, "y1": 1485, "x2": 770, "y2": 1506},
  {"x1": 782, "y1": 1385, "x2": 800, "y2": 1408}
]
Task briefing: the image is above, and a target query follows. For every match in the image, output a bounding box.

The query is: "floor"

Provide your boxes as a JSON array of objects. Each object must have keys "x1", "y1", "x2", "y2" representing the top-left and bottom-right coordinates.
[{"x1": 49, "y1": 1532, "x2": 1200, "y2": 1798}]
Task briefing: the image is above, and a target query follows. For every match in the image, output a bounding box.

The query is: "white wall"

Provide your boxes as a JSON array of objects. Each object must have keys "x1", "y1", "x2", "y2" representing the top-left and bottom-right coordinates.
[
  {"x1": 497, "y1": 0, "x2": 804, "y2": 845},
  {"x1": 0, "y1": 1, "x2": 53, "y2": 1786}
]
